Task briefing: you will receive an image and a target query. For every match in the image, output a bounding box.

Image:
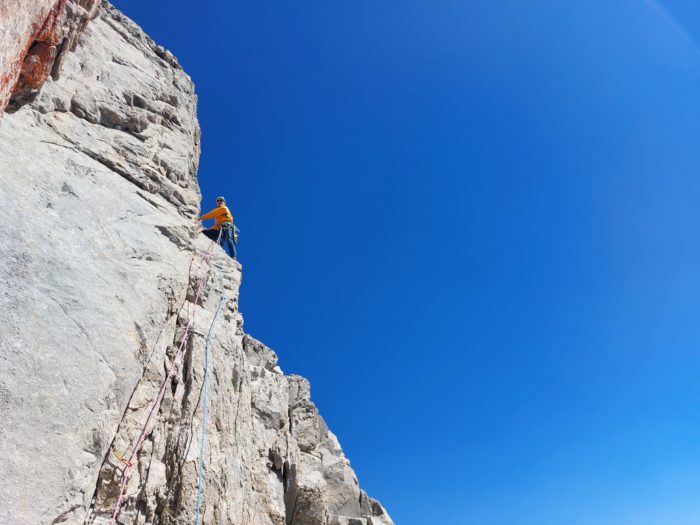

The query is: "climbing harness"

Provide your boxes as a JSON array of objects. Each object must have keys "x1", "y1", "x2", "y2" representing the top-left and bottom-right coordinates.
[
  {"x1": 194, "y1": 290, "x2": 227, "y2": 525},
  {"x1": 221, "y1": 221, "x2": 238, "y2": 244},
  {"x1": 109, "y1": 229, "x2": 222, "y2": 525}
]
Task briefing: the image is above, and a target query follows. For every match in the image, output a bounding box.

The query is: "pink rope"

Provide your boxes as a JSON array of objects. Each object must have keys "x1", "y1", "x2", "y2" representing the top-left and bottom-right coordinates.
[{"x1": 109, "y1": 230, "x2": 222, "y2": 525}]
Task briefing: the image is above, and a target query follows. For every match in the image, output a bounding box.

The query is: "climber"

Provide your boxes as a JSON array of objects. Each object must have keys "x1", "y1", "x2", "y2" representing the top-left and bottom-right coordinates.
[{"x1": 199, "y1": 196, "x2": 237, "y2": 259}]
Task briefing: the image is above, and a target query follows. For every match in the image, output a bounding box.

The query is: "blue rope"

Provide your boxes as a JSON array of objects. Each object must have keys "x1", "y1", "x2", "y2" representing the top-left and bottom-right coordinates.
[{"x1": 194, "y1": 291, "x2": 227, "y2": 525}]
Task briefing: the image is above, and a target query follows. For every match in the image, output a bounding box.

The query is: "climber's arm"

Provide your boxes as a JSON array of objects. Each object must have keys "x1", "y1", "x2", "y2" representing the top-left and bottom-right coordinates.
[
  {"x1": 199, "y1": 209, "x2": 216, "y2": 229},
  {"x1": 199, "y1": 209, "x2": 216, "y2": 221}
]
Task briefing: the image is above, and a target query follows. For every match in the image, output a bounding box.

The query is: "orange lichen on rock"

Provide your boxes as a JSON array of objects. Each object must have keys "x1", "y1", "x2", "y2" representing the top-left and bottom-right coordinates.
[
  {"x1": 0, "y1": 0, "x2": 99, "y2": 114},
  {"x1": 16, "y1": 43, "x2": 59, "y2": 92},
  {"x1": 0, "y1": 0, "x2": 57, "y2": 112},
  {"x1": 35, "y1": 0, "x2": 66, "y2": 45},
  {"x1": 11, "y1": 0, "x2": 66, "y2": 100}
]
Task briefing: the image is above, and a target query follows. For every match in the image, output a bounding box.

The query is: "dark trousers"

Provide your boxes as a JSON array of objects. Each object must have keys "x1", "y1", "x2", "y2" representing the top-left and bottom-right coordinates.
[{"x1": 204, "y1": 227, "x2": 236, "y2": 259}]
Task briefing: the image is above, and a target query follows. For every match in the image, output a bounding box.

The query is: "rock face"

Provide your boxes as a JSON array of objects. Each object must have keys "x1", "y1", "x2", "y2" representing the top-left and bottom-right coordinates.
[
  {"x1": 0, "y1": 3, "x2": 393, "y2": 525},
  {"x1": 0, "y1": 0, "x2": 101, "y2": 113}
]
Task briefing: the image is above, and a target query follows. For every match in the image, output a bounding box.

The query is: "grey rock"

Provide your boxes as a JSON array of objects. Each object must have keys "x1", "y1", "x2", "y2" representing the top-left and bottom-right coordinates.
[
  {"x1": 0, "y1": 0, "x2": 56, "y2": 111},
  {"x1": 0, "y1": 3, "x2": 394, "y2": 525},
  {"x1": 1, "y1": 0, "x2": 100, "y2": 113}
]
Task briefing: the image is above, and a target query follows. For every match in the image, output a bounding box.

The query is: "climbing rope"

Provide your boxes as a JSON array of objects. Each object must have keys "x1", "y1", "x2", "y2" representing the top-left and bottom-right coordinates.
[
  {"x1": 194, "y1": 289, "x2": 227, "y2": 525},
  {"x1": 110, "y1": 229, "x2": 222, "y2": 525}
]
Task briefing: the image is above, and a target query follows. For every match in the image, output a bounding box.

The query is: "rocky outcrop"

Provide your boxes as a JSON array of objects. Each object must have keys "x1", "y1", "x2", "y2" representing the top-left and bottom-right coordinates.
[
  {"x1": 0, "y1": 0, "x2": 100, "y2": 114},
  {"x1": 0, "y1": 3, "x2": 393, "y2": 525}
]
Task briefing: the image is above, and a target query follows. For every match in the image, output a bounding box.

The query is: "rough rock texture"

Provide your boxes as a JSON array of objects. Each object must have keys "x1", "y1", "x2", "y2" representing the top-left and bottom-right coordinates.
[
  {"x1": 0, "y1": 0, "x2": 100, "y2": 113},
  {"x1": 0, "y1": 0, "x2": 56, "y2": 110},
  {"x1": 0, "y1": 3, "x2": 393, "y2": 525}
]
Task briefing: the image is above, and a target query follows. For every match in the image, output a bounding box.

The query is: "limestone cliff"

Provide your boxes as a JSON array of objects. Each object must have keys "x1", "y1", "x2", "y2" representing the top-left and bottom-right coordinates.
[{"x1": 0, "y1": 3, "x2": 394, "y2": 525}]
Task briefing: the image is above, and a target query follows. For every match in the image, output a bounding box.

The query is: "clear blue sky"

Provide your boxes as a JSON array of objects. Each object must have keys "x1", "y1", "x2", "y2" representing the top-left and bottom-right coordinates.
[{"x1": 114, "y1": 1, "x2": 700, "y2": 523}]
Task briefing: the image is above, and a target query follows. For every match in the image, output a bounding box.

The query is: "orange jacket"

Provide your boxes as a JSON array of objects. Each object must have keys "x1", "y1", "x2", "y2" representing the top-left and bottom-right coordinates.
[{"x1": 200, "y1": 205, "x2": 233, "y2": 230}]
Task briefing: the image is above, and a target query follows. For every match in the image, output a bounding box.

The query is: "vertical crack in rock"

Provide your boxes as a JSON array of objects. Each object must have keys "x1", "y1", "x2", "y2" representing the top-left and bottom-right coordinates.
[{"x1": 82, "y1": 254, "x2": 196, "y2": 523}]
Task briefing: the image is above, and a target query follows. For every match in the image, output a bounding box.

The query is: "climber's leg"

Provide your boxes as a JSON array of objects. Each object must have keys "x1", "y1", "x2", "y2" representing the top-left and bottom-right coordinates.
[
  {"x1": 223, "y1": 228, "x2": 237, "y2": 259},
  {"x1": 202, "y1": 229, "x2": 219, "y2": 242}
]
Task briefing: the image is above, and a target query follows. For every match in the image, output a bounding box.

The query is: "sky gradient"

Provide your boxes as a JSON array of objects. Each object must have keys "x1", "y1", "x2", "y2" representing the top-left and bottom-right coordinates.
[{"x1": 113, "y1": 1, "x2": 700, "y2": 523}]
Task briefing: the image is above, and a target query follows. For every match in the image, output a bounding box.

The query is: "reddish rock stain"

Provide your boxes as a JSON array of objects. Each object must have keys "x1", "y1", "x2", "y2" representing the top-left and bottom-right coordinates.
[
  {"x1": 1, "y1": 0, "x2": 99, "y2": 113},
  {"x1": 12, "y1": 0, "x2": 67, "y2": 95}
]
